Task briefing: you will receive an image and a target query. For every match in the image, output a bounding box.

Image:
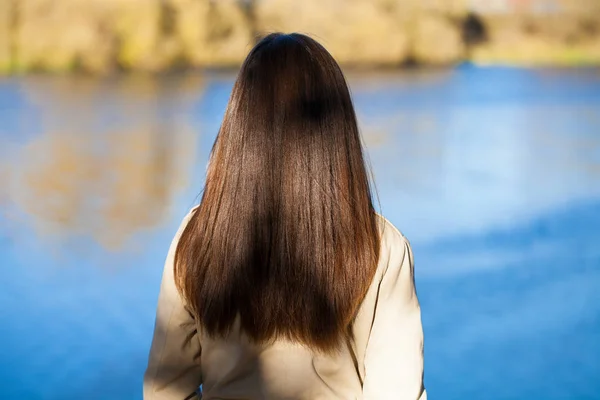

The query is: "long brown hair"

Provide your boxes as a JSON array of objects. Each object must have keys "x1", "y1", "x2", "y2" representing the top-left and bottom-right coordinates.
[{"x1": 174, "y1": 33, "x2": 380, "y2": 352}]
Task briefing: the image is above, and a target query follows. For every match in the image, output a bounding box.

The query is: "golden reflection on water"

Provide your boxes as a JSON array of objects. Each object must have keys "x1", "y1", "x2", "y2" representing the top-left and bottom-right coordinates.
[
  {"x1": 4, "y1": 74, "x2": 203, "y2": 251},
  {"x1": 362, "y1": 111, "x2": 439, "y2": 147},
  {"x1": 526, "y1": 105, "x2": 600, "y2": 178}
]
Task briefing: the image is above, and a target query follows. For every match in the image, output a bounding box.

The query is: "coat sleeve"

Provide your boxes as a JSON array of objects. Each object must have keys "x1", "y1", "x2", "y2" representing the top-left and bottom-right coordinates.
[
  {"x1": 143, "y1": 209, "x2": 203, "y2": 400},
  {"x1": 362, "y1": 233, "x2": 426, "y2": 400}
]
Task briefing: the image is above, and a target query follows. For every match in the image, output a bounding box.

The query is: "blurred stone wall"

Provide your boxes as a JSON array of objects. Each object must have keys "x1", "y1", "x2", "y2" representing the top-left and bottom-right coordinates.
[
  {"x1": 0, "y1": 0, "x2": 11, "y2": 71},
  {"x1": 0, "y1": 0, "x2": 599, "y2": 74}
]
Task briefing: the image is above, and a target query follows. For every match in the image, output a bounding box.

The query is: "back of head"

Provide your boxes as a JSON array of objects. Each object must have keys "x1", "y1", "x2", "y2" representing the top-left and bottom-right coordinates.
[{"x1": 175, "y1": 33, "x2": 380, "y2": 353}]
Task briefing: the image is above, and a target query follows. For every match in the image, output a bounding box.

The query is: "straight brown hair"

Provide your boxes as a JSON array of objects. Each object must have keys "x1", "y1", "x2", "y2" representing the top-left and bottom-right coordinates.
[{"x1": 174, "y1": 33, "x2": 380, "y2": 353}]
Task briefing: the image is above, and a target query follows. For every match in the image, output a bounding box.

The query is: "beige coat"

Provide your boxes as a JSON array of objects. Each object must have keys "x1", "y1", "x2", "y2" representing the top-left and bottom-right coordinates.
[{"x1": 144, "y1": 210, "x2": 426, "y2": 400}]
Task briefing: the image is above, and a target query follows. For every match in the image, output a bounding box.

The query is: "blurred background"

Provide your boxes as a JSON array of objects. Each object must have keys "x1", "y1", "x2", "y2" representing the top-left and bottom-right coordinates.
[{"x1": 1, "y1": 0, "x2": 600, "y2": 399}]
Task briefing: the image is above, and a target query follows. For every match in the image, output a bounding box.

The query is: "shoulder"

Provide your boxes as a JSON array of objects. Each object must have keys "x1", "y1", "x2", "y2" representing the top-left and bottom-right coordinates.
[
  {"x1": 375, "y1": 213, "x2": 410, "y2": 251},
  {"x1": 167, "y1": 206, "x2": 200, "y2": 254},
  {"x1": 375, "y1": 214, "x2": 414, "y2": 276},
  {"x1": 176, "y1": 206, "x2": 200, "y2": 233}
]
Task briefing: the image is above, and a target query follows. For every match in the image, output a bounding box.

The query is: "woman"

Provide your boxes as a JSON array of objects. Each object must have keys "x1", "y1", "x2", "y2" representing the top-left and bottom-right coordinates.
[{"x1": 144, "y1": 33, "x2": 426, "y2": 400}]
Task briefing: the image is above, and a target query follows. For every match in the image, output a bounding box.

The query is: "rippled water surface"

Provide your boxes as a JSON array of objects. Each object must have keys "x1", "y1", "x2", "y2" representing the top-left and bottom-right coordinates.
[{"x1": 1, "y1": 67, "x2": 599, "y2": 399}]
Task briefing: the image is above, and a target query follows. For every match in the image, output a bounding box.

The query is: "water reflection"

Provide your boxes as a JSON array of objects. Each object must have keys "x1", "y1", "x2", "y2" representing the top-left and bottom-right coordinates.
[
  {"x1": 1, "y1": 69, "x2": 599, "y2": 251},
  {"x1": 2, "y1": 74, "x2": 203, "y2": 250}
]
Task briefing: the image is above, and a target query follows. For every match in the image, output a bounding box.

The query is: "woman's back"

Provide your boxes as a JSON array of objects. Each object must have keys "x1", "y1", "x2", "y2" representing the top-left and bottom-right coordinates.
[{"x1": 145, "y1": 211, "x2": 425, "y2": 400}]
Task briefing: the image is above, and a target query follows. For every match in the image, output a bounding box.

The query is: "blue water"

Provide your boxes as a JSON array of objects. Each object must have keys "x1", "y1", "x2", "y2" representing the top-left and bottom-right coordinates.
[{"x1": 0, "y1": 67, "x2": 599, "y2": 399}]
